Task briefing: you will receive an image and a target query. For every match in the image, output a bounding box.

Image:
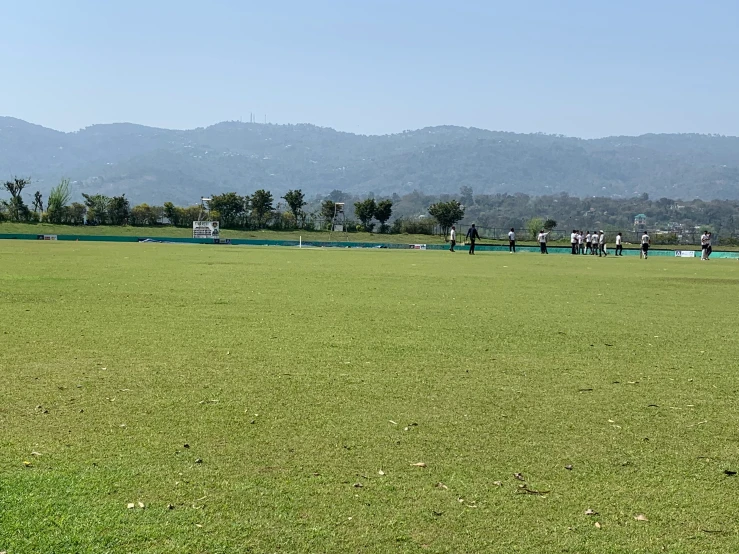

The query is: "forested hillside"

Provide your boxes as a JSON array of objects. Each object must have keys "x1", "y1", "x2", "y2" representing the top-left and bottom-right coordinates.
[{"x1": 2, "y1": 117, "x2": 739, "y2": 204}]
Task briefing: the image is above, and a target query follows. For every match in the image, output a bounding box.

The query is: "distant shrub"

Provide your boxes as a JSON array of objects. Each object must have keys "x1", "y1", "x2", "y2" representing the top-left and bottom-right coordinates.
[
  {"x1": 717, "y1": 236, "x2": 739, "y2": 247},
  {"x1": 390, "y1": 217, "x2": 435, "y2": 235},
  {"x1": 652, "y1": 233, "x2": 678, "y2": 245}
]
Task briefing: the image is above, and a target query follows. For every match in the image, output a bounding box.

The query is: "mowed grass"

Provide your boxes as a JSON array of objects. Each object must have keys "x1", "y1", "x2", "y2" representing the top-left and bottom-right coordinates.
[{"x1": 1, "y1": 243, "x2": 738, "y2": 554}]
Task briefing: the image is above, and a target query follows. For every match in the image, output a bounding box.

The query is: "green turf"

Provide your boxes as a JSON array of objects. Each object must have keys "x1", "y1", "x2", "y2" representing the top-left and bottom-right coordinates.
[{"x1": 1, "y1": 242, "x2": 738, "y2": 553}]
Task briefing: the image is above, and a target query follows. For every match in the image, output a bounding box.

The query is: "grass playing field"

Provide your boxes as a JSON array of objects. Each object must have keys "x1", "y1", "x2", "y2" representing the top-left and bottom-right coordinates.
[{"x1": 1, "y1": 241, "x2": 738, "y2": 553}]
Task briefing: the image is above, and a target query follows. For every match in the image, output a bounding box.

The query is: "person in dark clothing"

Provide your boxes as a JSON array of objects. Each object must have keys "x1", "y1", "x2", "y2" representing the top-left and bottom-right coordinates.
[{"x1": 466, "y1": 224, "x2": 481, "y2": 255}]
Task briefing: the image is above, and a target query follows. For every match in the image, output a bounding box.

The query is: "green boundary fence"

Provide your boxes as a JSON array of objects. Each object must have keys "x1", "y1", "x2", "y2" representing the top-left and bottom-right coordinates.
[{"x1": 2, "y1": 233, "x2": 738, "y2": 258}]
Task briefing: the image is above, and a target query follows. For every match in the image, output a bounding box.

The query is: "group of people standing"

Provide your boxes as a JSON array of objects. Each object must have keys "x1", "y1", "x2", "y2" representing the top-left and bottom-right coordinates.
[
  {"x1": 537, "y1": 229, "x2": 619, "y2": 256},
  {"x1": 448, "y1": 226, "x2": 656, "y2": 260},
  {"x1": 448, "y1": 224, "x2": 481, "y2": 254}
]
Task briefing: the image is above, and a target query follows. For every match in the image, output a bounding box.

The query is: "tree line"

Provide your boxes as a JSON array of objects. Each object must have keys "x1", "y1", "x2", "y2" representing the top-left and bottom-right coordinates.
[
  {"x1": 6, "y1": 177, "x2": 739, "y2": 243},
  {"x1": 0, "y1": 179, "x2": 431, "y2": 234}
]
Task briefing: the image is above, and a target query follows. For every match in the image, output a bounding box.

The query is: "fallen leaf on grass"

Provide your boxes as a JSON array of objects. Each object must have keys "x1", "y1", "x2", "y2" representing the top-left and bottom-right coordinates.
[
  {"x1": 493, "y1": 481, "x2": 503, "y2": 487},
  {"x1": 195, "y1": 523, "x2": 203, "y2": 528},
  {"x1": 388, "y1": 420, "x2": 397, "y2": 425},
  {"x1": 724, "y1": 470, "x2": 737, "y2": 476},
  {"x1": 634, "y1": 514, "x2": 648, "y2": 521},
  {"x1": 585, "y1": 509, "x2": 598, "y2": 516},
  {"x1": 594, "y1": 522, "x2": 602, "y2": 529},
  {"x1": 353, "y1": 483, "x2": 363, "y2": 488},
  {"x1": 513, "y1": 472, "x2": 525, "y2": 481},
  {"x1": 378, "y1": 470, "x2": 385, "y2": 476},
  {"x1": 167, "y1": 504, "x2": 175, "y2": 510},
  {"x1": 138, "y1": 502, "x2": 145, "y2": 509},
  {"x1": 31, "y1": 451, "x2": 42, "y2": 457},
  {"x1": 564, "y1": 465, "x2": 573, "y2": 471},
  {"x1": 23, "y1": 461, "x2": 32, "y2": 467},
  {"x1": 434, "y1": 482, "x2": 448, "y2": 490},
  {"x1": 127, "y1": 503, "x2": 135, "y2": 509},
  {"x1": 411, "y1": 462, "x2": 427, "y2": 468}
]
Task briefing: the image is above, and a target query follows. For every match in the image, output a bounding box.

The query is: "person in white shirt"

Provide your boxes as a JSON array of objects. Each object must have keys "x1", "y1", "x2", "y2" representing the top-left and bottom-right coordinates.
[
  {"x1": 598, "y1": 231, "x2": 607, "y2": 257},
  {"x1": 615, "y1": 232, "x2": 623, "y2": 256},
  {"x1": 585, "y1": 232, "x2": 592, "y2": 254},
  {"x1": 508, "y1": 228, "x2": 516, "y2": 253},
  {"x1": 570, "y1": 230, "x2": 578, "y2": 255},
  {"x1": 538, "y1": 230, "x2": 550, "y2": 254},
  {"x1": 700, "y1": 230, "x2": 709, "y2": 260},
  {"x1": 449, "y1": 225, "x2": 456, "y2": 252},
  {"x1": 578, "y1": 231, "x2": 585, "y2": 254},
  {"x1": 641, "y1": 231, "x2": 651, "y2": 259},
  {"x1": 707, "y1": 232, "x2": 713, "y2": 259}
]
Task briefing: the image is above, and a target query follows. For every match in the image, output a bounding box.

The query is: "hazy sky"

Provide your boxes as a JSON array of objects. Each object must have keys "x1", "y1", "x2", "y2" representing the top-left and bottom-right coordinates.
[{"x1": 1, "y1": 0, "x2": 737, "y2": 137}]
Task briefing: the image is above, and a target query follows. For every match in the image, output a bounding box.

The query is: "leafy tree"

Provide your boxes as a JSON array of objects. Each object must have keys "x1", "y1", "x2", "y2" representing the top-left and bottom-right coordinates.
[
  {"x1": 283, "y1": 189, "x2": 307, "y2": 227},
  {"x1": 374, "y1": 199, "x2": 393, "y2": 233},
  {"x1": 163, "y1": 202, "x2": 179, "y2": 226},
  {"x1": 82, "y1": 194, "x2": 111, "y2": 224},
  {"x1": 320, "y1": 199, "x2": 337, "y2": 229},
  {"x1": 130, "y1": 204, "x2": 157, "y2": 226},
  {"x1": 210, "y1": 192, "x2": 246, "y2": 228},
  {"x1": 1, "y1": 177, "x2": 31, "y2": 221},
  {"x1": 527, "y1": 217, "x2": 545, "y2": 239},
  {"x1": 543, "y1": 218, "x2": 557, "y2": 231},
  {"x1": 66, "y1": 203, "x2": 86, "y2": 225},
  {"x1": 108, "y1": 195, "x2": 130, "y2": 225},
  {"x1": 354, "y1": 198, "x2": 377, "y2": 232},
  {"x1": 250, "y1": 189, "x2": 274, "y2": 228},
  {"x1": 32, "y1": 191, "x2": 44, "y2": 213},
  {"x1": 47, "y1": 178, "x2": 72, "y2": 224},
  {"x1": 428, "y1": 200, "x2": 465, "y2": 238}
]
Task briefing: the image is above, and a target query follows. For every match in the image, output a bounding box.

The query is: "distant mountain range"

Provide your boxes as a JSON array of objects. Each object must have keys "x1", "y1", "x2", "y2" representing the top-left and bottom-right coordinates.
[{"x1": 2, "y1": 116, "x2": 739, "y2": 205}]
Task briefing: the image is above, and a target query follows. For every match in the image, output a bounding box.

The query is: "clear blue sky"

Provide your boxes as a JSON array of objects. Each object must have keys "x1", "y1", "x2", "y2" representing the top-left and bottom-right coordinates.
[{"x1": 1, "y1": 0, "x2": 737, "y2": 137}]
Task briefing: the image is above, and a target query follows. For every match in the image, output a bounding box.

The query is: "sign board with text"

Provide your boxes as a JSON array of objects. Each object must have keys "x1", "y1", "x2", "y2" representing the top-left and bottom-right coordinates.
[
  {"x1": 674, "y1": 250, "x2": 696, "y2": 258},
  {"x1": 192, "y1": 221, "x2": 220, "y2": 239}
]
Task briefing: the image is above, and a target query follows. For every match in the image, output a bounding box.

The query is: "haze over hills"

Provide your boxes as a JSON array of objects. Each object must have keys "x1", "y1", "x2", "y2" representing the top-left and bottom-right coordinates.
[{"x1": 2, "y1": 116, "x2": 739, "y2": 205}]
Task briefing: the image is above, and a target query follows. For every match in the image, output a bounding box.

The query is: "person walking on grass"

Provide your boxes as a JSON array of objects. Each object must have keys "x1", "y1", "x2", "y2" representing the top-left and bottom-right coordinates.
[
  {"x1": 701, "y1": 230, "x2": 709, "y2": 260},
  {"x1": 466, "y1": 224, "x2": 481, "y2": 255},
  {"x1": 537, "y1": 229, "x2": 550, "y2": 254},
  {"x1": 615, "y1": 232, "x2": 623, "y2": 256},
  {"x1": 449, "y1": 225, "x2": 456, "y2": 252},
  {"x1": 585, "y1": 231, "x2": 592, "y2": 254},
  {"x1": 598, "y1": 231, "x2": 608, "y2": 257},
  {"x1": 641, "y1": 231, "x2": 651, "y2": 259},
  {"x1": 508, "y1": 228, "x2": 516, "y2": 253}
]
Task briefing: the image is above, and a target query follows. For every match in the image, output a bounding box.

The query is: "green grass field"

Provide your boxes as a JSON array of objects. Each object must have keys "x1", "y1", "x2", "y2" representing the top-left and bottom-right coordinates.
[{"x1": 1, "y1": 242, "x2": 738, "y2": 553}]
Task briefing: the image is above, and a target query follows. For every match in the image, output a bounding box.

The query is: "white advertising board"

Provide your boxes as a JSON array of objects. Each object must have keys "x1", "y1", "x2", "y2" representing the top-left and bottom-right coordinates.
[
  {"x1": 193, "y1": 221, "x2": 220, "y2": 239},
  {"x1": 410, "y1": 244, "x2": 427, "y2": 250},
  {"x1": 674, "y1": 250, "x2": 696, "y2": 258}
]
